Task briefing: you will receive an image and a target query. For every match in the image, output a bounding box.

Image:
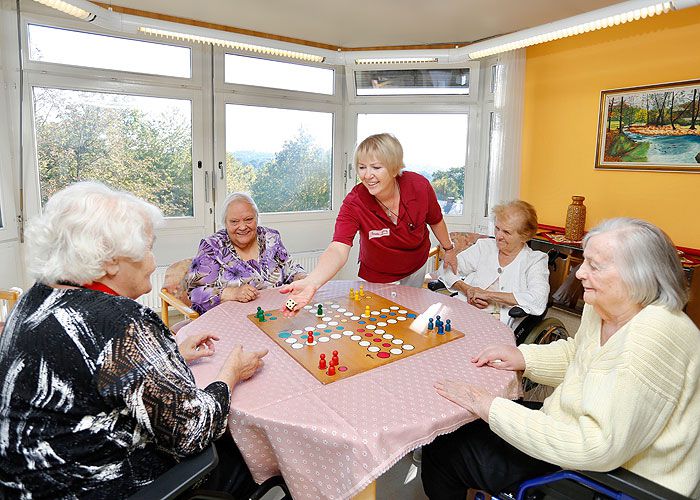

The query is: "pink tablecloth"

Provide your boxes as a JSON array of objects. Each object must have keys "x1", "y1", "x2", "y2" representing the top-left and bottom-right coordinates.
[{"x1": 180, "y1": 280, "x2": 521, "y2": 500}]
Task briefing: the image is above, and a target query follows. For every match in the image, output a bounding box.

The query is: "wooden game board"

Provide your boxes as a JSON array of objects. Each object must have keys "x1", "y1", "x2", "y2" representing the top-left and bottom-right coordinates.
[{"x1": 248, "y1": 291, "x2": 464, "y2": 384}]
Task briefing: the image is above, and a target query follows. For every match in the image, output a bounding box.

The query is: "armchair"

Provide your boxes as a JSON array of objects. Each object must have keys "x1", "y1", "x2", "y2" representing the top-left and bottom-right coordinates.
[{"x1": 160, "y1": 258, "x2": 199, "y2": 331}]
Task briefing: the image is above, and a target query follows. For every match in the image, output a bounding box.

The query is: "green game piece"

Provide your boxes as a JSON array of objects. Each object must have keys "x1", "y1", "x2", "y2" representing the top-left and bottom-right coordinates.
[{"x1": 316, "y1": 304, "x2": 323, "y2": 316}]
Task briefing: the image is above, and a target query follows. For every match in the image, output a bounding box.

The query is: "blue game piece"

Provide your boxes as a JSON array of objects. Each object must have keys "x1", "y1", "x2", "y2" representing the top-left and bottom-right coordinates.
[
  {"x1": 445, "y1": 319, "x2": 451, "y2": 332},
  {"x1": 437, "y1": 325, "x2": 444, "y2": 335},
  {"x1": 427, "y1": 318, "x2": 434, "y2": 330}
]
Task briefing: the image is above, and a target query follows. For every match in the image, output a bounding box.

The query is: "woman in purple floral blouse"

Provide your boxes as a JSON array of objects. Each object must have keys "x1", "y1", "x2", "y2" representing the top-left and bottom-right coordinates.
[{"x1": 185, "y1": 192, "x2": 306, "y2": 314}]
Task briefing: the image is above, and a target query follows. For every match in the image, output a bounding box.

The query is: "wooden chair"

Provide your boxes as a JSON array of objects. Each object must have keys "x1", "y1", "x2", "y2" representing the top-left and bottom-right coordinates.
[
  {"x1": 159, "y1": 259, "x2": 199, "y2": 331},
  {"x1": 0, "y1": 287, "x2": 23, "y2": 332}
]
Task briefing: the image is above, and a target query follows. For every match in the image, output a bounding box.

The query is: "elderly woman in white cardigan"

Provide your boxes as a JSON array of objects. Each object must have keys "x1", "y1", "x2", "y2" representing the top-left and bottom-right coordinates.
[
  {"x1": 422, "y1": 218, "x2": 700, "y2": 499},
  {"x1": 438, "y1": 200, "x2": 549, "y2": 329}
]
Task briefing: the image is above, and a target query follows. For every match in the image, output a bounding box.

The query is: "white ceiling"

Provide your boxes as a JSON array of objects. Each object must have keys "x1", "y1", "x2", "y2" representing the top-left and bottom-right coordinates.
[{"x1": 109, "y1": 0, "x2": 624, "y2": 48}]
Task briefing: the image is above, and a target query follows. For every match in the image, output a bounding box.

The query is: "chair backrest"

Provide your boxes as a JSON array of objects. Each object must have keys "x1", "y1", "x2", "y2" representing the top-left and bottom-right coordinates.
[
  {"x1": 1, "y1": 287, "x2": 22, "y2": 323},
  {"x1": 162, "y1": 259, "x2": 193, "y2": 307}
]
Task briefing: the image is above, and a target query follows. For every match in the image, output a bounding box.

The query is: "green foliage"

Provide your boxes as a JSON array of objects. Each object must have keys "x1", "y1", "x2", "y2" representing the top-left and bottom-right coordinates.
[
  {"x1": 430, "y1": 166, "x2": 464, "y2": 202},
  {"x1": 608, "y1": 132, "x2": 649, "y2": 162},
  {"x1": 34, "y1": 88, "x2": 193, "y2": 217},
  {"x1": 229, "y1": 129, "x2": 331, "y2": 213}
]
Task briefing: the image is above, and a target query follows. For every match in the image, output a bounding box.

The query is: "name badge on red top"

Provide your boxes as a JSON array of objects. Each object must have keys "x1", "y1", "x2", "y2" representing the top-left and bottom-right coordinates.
[{"x1": 369, "y1": 228, "x2": 390, "y2": 240}]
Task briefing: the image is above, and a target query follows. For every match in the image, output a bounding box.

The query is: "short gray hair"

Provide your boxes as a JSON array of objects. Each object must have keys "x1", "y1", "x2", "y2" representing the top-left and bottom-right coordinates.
[
  {"x1": 27, "y1": 181, "x2": 163, "y2": 285},
  {"x1": 220, "y1": 192, "x2": 259, "y2": 226},
  {"x1": 583, "y1": 218, "x2": 688, "y2": 311}
]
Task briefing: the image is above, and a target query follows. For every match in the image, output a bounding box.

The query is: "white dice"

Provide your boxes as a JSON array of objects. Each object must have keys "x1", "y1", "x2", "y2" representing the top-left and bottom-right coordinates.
[{"x1": 285, "y1": 298, "x2": 297, "y2": 311}]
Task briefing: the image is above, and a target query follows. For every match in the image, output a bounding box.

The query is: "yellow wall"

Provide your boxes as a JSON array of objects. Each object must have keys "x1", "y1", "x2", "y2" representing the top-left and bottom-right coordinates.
[{"x1": 520, "y1": 6, "x2": 700, "y2": 248}]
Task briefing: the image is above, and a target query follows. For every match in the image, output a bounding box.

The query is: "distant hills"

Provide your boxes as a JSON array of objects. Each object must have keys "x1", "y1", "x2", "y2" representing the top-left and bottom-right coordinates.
[{"x1": 230, "y1": 150, "x2": 274, "y2": 168}]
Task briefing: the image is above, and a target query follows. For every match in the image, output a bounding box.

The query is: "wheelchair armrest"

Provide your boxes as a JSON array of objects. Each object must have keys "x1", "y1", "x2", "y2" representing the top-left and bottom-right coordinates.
[
  {"x1": 508, "y1": 306, "x2": 528, "y2": 318},
  {"x1": 516, "y1": 468, "x2": 690, "y2": 500},
  {"x1": 576, "y1": 468, "x2": 690, "y2": 500},
  {"x1": 427, "y1": 280, "x2": 446, "y2": 291},
  {"x1": 128, "y1": 444, "x2": 218, "y2": 500}
]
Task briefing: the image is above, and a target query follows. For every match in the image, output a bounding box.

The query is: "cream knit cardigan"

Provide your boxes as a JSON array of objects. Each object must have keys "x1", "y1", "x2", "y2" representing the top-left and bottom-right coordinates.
[{"x1": 489, "y1": 303, "x2": 700, "y2": 498}]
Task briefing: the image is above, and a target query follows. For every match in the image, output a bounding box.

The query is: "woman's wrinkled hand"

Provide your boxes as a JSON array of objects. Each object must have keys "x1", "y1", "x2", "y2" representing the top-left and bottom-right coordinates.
[
  {"x1": 178, "y1": 333, "x2": 219, "y2": 363},
  {"x1": 434, "y1": 380, "x2": 495, "y2": 422},
  {"x1": 471, "y1": 344, "x2": 525, "y2": 371},
  {"x1": 217, "y1": 345, "x2": 268, "y2": 388},
  {"x1": 223, "y1": 284, "x2": 260, "y2": 303}
]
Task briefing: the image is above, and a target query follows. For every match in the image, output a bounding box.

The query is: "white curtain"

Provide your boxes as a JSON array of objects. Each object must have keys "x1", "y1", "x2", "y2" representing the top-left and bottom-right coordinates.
[{"x1": 486, "y1": 48, "x2": 526, "y2": 223}]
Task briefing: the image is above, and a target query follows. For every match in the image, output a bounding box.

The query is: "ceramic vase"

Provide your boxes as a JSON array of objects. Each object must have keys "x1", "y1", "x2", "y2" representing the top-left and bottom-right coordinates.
[{"x1": 565, "y1": 196, "x2": 586, "y2": 241}]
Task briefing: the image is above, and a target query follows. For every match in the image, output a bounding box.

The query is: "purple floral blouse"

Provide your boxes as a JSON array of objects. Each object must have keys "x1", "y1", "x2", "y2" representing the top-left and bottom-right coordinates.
[{"x1": 185, "y1": 227, "x2": 305, "y2": 314}]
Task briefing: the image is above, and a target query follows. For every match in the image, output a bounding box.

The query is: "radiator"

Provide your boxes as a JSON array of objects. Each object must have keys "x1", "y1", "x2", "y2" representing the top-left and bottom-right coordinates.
[{"x1": 137, "y1": 251, "x2": 322, "y2": 313}]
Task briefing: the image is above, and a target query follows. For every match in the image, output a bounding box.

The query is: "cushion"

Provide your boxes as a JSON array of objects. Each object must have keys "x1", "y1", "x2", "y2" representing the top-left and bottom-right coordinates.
[{"x1": 163, "y1": 258, "x2": 193, "y2": 306}]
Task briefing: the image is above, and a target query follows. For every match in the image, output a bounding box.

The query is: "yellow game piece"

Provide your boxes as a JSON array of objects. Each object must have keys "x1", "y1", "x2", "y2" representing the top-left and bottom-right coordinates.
[
  {"x1": 359, "y1": 285, "x2": 364, "y2": 297},
  {"x1": 354, "y1": 291, "x2": 359, "y2": 301},
  {"x1": 349, "y1": 288, "x2": 354, "y2": 299}
]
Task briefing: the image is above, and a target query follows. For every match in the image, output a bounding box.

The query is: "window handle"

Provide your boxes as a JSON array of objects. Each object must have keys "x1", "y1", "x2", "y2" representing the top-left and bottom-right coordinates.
[
  {"x1": 204, "y1": 171, "x2": 210, "y2": 203},
  {"x1": 218, "y1": 161, "x2": 224, "y2": 180}
]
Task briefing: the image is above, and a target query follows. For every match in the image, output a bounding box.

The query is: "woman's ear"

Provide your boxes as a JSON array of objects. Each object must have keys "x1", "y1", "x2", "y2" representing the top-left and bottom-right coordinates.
[{"x1": 103, "y1": 258, "x2": 120, "y2": 277}]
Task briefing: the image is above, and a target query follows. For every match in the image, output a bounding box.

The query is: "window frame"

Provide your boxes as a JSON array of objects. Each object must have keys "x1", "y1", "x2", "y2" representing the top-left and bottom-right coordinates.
[
  {"x1": 346, "y1": 61, "x2": 480, "y2": 105},
  {"x1": 213, "y1": 46, "x2": 345, "y2": 226},
  {"x1": 218, "y1": 47, "x2": 343, "y2": 104},
  {"x1": 20, "y1": 13, "x2": 212, "y2": 233}
]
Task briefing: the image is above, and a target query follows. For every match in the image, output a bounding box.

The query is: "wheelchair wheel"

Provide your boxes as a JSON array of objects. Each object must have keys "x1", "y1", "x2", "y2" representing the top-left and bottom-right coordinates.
[{"x1": 521, "y1": 317, "x2": 570, "y2": 402}]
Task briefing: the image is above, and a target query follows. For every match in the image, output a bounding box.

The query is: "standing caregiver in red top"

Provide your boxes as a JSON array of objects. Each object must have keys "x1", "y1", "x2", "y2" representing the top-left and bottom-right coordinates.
[{"x1": 282, "y1": 133, "x2": 458, "y2": 313}]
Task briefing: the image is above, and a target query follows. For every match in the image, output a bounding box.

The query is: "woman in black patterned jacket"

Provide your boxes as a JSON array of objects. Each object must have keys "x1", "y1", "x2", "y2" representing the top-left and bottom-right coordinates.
[{"x1": 0, "y1": 182, "x2": 267, "y2": 499}]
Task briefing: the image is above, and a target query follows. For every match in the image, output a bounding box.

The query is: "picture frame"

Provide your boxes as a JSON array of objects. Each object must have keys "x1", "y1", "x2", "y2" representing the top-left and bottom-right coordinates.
[{"x1": 595, "y1": 79, "x2": 700, "y2": 172}]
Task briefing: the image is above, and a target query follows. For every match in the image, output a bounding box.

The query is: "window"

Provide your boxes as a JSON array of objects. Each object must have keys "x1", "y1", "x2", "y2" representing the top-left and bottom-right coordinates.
[
  {"x1": 32, "y1": 87, "x2": 194, "y2": 217},
  {"x1": 225, "y1": 104, "x2": 333, "y2": 213},
  {"x1": 27, "y1": 24, "x2": 191, "y2": 78},
  {"x1": 224, "y1": 54, "x2": 334, "y2": 95},
  {"x1": 357, "y1": 113, "x2": 468, "y2": 215},
  {"x1": 355, "y1": 68, "x2": 470, "y2": 96}
]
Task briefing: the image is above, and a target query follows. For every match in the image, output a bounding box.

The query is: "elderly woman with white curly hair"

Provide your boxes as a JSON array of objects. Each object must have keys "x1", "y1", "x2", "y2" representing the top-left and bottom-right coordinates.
[
  {"x1": 422, "y1": 217, "x2": 700, "y2": 499},
  {"x1": 0, "y1": 182, "x2": 267, "y2": 499}
]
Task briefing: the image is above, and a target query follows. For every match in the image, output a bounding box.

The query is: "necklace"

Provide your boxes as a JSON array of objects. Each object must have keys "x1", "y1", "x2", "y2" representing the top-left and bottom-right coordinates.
[{"x1": 375, "y1": 182, "x2": 401, "y2": 222}]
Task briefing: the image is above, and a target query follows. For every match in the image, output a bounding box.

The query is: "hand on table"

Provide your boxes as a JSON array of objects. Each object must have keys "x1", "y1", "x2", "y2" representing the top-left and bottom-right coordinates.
[
  {"x1": 222, "y1": 284, "x2": 260, "y2": 303},
  {"x1": 279, "y1": 277, "x2": 320, "y2": 317},
  {"x1": 472, "y1": 344, "x2": 525, "y2": 371},
  {"x1": 434, "y1": 380, "x2": 495, "y2": 422},
  {"x1": 178, "y1": 333, "x2": 219, "y2": 363},
  {"x1": 217, "y1": 345, "x2": 268, "y2": 389}
]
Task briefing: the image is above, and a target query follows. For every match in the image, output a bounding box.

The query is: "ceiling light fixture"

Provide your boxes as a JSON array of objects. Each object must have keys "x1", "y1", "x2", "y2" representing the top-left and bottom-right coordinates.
[
  {"x1": 354, "y1": 57, "x2": 439, "y2": 65},
  {"x1": 31, "y1": 0, "x2": 95, "y2": 21},
  {"x1": 138, "y1": 27, "x2": 325, "y2": 63},
  {"x1": 468, "y1": 0, "x2": 674, "y2": 59}
]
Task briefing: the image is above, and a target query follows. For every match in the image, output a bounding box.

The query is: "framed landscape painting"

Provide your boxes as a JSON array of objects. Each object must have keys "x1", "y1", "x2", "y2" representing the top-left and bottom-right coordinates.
[{"x1": 595, "y1": 79, "x2": 700, "y2": 172}]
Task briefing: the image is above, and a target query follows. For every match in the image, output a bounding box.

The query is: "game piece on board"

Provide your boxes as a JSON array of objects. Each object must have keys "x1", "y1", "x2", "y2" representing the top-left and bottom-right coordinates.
[
  {"x1": 285, "y1": 298, "x2": 297, "y2": 311},
  {"x1": 364, "y1": 305, "x2": 370, "y2": 317},
  {"x1": 354, "y1": 291, "x2": 359, "y2": 301},
  {"x1": 316, "y1": 304, "x2": 324, "y2": 317},
  {"x1": 437, "y1": 325, "x2": 444, "y2": 334},
  {"x1": 318, "y1": 353, "x2": 327, "y2": 369},
  {"x1": 349, "y1": 288, "x2": 354, "y2": 299},
  {"x1": 331, "y1": 350, "x2": 339, "y2": 366},
  {"x1": 327, "y1": 364, "x2": 336, "y2": 376},
  {"x1": 359, "y1": 285, "x2": 364, "y2": 297},
  {"x1": 307, "y1": 332, "x2": 315, "y2": 344},
  {"x1": 435, "y1": 315, "x2": 442, "y2": 327},
  {"x1": 445, "y1": 319, "x2": 451, "y2": 332},
  {"x1": 427, "y1": 318, "x2": 434, "y2": 330}
]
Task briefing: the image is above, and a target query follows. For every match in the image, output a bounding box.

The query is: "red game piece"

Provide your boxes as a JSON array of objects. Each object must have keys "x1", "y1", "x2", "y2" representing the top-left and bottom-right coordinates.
[
  {"x1": 327, "y1": 364, "x2": 336, "y2": 376},
  {"x1": 307, "y1": 333, "x2": 314, "y2": 344},
  {"x1": 318, "y1": 353, "x2": 327, "y2": 369},
  {"x1": 331, "y1": 350, "x2": 339, "y2": 367}
]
